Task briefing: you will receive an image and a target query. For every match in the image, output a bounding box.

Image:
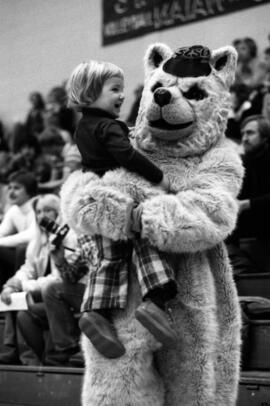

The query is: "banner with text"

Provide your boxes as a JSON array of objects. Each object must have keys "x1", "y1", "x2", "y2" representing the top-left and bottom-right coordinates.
[{"x1": 102, "y1": 0, "x2": 270, "y2": 46}]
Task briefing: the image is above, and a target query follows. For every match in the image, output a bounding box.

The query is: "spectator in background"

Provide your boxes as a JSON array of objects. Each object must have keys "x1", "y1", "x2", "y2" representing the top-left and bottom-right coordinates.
[
  {"x1": 0, "y1": 194, "x2": 61, "y2": 365},
  {"x1": 37, "y1": 125, "x2": 82, "y2": 192},
  {"x1": 0, "y1": 170, "x2": 37, "y2": 290},
  {"x1": 61, "y1": 141, "x2": 82, "y2": 181},
  {"x1": 226, "y1": 83, "x2": 252, "y2": 144},
  {"x1": 46, "y1": 86, "x2": 77, "y2": 138},
  {"x1": 126, "y1": 84, "x2": 143, "y2": 127},
  {"x1": 0, "y1": 120, "x2": 10, "y2": 219},
  {"x1": 34, "y1": 237, "x2": 88, "y2": 366},
  {"x1": 0, "y1": 120, "x2": 9, "y2": 153},
  {"x1": 262, "y1": 91, "x2": 270, "y2": 122},
  {"x1": 262, "y1": 47, "x2": 270, "y2": 90},
  {"x1": 233, "y1": 37, "x2": 266, "y2": 89},
  {"x1": 38, "y1": 126, "x2": 65, "y2": 193},
  {"x1": 261, "y1": 47, "x2": 270, "y2": 122},
  {"x1": 0, "y1": 134, "x2": 51, "y2": 184},
  {"x1": 10, "y1": 123, "x2": 27, "y2": 155},
  {"x1": 227, "y1": 115, "x2": 270, "y2": 274},
  {"x1": 0, "y1": 194, "x2": 88, "y2": 366},
  {"x1": 25, "y1": 92, "x2": 45, "y2": 138}
]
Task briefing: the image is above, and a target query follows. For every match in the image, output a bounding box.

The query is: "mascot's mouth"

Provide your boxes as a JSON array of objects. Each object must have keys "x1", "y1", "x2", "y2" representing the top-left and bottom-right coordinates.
[{"x1": 149, "y1": 118, "x2": 193, "y2": 131}]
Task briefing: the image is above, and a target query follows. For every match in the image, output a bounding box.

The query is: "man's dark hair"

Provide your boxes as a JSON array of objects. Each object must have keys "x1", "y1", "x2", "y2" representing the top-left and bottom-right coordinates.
[
  {"x1": 8, "y1": 170, "x2": 38, "y2": 197},
  {"x1": 241, "y1": 115, "x2": 270, "y2": 141}
]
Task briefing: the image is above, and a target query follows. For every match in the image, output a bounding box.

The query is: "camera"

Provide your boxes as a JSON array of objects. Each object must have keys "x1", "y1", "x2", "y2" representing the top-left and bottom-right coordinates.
[{"x1": 39, "y1": 216, "x2": 70, "y2": 248}]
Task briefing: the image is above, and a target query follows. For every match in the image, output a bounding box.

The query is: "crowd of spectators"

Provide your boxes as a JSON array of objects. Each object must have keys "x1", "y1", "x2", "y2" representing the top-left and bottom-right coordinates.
[
  {"x1": 0, "y1": 35, "x2": 270, "y2": 367},
  {"x1": 224, "y1": 36, "x2": 270, "y2": 275},
  {"x1": 226, "y1": 36, "x2": 270, "y2": 144}
]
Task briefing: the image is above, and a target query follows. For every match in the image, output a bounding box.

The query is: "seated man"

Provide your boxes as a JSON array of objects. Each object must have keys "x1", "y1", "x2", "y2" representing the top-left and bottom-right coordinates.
[
  {"x1": 0, "y1": 193, "x2": 88, "y2": 365},
  {"x1": 0, "y1": 170, "x2": 37, "y2": 289},
  {"x1": 227, "y1": 115, "x2": 270, "y2": 274},
  {"x1": 17, "y1": 246, "x2": 89, "y2": 366}
]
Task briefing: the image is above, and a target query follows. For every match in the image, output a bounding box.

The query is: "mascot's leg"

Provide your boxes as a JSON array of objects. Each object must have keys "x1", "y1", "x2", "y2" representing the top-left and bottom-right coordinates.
[
  {"x1": 209, "y1": 243, "x2": 241, "y2": 406},
  {"x1": 81, "y1": 268, "x2": 165, "y2": 406},
  {"x1": 156, "y1": 253, "x2": 219, "y2": 406}
]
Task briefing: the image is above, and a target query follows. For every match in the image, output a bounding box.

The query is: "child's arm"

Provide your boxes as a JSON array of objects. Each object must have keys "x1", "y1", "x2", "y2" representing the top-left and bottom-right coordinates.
[{"x1": 102, "y1": 122, "x2": 170, "y2": 191}]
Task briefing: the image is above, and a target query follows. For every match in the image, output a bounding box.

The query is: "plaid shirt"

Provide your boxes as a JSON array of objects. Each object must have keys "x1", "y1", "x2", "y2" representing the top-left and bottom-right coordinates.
[{"x1": 80, "y1": 234, "x2": 176, "y2": 311}]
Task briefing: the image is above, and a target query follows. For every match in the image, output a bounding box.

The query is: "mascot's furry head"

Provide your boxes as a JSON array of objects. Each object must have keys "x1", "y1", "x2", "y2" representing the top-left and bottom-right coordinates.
[{"x1": 134, "y1": 43, "x2": 237, "y2": 157}]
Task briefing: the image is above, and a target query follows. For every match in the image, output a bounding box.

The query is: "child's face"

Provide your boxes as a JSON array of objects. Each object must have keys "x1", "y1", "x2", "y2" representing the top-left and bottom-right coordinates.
[
  {"x1": 91, "y1": 76, "x2": 124, "y2": 118},
  {"x1": 8, "y1": 181, "x2": 30, "y2": 206}
]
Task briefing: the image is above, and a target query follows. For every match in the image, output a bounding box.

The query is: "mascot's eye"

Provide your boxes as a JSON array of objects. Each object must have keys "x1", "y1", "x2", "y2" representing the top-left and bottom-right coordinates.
[
  {"x1": 183, "y1": 85, "x2": 207, "y2": 101},
  {"x1": 151, "y1": 82, "x2": 163, "y2": 93}
]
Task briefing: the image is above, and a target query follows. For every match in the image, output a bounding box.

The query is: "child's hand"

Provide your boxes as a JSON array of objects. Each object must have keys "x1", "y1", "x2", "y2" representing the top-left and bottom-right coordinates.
[{"x1": 158, "y1": 174, "x2": 171, "y2": 192}]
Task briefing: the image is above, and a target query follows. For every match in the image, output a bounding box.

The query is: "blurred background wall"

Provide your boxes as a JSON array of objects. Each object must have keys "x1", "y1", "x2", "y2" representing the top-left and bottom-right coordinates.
[{"x1": 1, "y1": 0, "x2": 270, "y2": 125}]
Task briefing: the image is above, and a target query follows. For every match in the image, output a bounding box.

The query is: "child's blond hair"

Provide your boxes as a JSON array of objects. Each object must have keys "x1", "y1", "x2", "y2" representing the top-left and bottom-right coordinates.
[{"x1": 67, "y1": 60, "x2": 124, "y2": 109}]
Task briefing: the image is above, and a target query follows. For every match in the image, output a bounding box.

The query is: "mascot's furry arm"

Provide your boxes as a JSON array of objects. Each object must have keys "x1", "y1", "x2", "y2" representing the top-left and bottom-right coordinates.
[
  {"x1": 140, "y1": 145, "x2": 243, "y2": 253},
  {"x1": 61, "y1": 142, "x2": 243, "y2": 251},
  {"x1": 60, "y1": 169, "x2": 134, "y2": 241}
]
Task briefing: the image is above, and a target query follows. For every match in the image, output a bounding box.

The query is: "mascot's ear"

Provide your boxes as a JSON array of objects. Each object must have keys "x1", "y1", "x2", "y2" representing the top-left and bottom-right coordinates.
[
  {"x1": 144, "y1": 43, "x2": 172, "y2": 73},
  {"x1": 211, "y1": 46, "x2": 238, "y2": 89}
]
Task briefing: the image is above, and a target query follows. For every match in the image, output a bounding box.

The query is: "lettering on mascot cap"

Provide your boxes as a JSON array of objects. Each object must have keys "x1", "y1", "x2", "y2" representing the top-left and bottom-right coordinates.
[
  {"x1": 174, "y1": 45, "x2": 210, "y2": 60},
  {"x1": 163, "y1": 45, "x2": 212, "y2": 78}
]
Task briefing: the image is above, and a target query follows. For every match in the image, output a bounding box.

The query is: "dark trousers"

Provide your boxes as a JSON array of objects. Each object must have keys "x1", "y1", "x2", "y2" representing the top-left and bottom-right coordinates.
[
  {"x1": 17, "y1": 308, "x2": 53, "y2": 363},
  {"x1": 42, "y1": 280, "x2": 85, "y2": 351},
  {"x1": 0, "y1": 244, "x2": 27, "y2": 290},
  {"x1": 17, "y1": 281, "x2": 85, "y2": 362},
  {"x1": 0, "y1": 312, "x2": 40, "y2": 365}
]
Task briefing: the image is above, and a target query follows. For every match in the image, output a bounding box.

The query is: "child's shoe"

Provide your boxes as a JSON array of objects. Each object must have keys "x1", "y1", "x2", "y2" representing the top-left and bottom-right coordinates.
[
  {"x1": 79, "y1": 312, "x2": 125, "y2": 359},
  {"x1": 135, "y1": 300, "x2": 177, "y2": 345}
]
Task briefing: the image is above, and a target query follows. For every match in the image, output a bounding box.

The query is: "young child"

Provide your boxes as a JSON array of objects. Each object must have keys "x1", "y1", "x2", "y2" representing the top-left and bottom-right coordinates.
[{"x1": 67, "y1": 60, "x2": 178, "y2": 359}]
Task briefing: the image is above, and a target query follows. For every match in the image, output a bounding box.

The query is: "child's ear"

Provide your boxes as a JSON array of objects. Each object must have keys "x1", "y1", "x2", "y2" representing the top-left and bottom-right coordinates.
[
  {"x1": 211, "y1": 46, "x2": 238, "y2": 89},
  {"x1": 144, "y1": 43, "x2": 173, "y2": 74}
]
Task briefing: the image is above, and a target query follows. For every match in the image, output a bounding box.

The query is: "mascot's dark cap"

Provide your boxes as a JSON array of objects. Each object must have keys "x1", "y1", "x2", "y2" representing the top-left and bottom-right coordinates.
[{"x1": 163, "y1": 45, "x2": 212, "y2": 78}]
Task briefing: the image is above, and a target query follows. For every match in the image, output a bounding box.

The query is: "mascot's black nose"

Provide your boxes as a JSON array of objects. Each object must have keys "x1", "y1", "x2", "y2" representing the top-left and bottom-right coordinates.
[{"x1": 154, "y1": 88, "x2": 172, "y2": 107}]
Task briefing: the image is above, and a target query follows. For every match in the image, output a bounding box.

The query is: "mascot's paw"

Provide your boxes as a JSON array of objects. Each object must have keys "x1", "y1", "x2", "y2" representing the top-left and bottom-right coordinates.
[{"x1": 78, "y1": 185, "x2": 134, "y2": 240}]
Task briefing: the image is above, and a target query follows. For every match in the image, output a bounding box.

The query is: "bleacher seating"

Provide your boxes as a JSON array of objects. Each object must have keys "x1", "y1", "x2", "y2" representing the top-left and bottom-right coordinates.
[
  {"x1": 0, "y1": 365, "x2": 83, "y2": 406},
  {"x1": 235, "y1": 239, "x2": 270, "y2": 404},
  {"x1": 0, "y1": 312, "x2": 83, "y2": 406}
]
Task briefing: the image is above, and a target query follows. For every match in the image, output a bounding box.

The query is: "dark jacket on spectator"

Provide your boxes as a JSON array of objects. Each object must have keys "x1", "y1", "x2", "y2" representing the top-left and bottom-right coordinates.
[{"x1": 235, "y1": 144, "x2": 270, "y2": 239}]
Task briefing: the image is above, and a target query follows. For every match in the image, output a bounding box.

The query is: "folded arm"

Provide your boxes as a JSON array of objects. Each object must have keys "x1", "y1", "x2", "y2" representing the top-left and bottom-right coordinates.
[{"x1": 140, "y1": 148, "x2": 244, "y2": 252}]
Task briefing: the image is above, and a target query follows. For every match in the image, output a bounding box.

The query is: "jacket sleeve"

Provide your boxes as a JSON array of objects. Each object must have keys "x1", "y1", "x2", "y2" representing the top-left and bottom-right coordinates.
[
  {"x1": 0, "y1": 227, "x2": 35, "y2": 247},
  {"x1": 101, "y1": 122, "x2": 163, "y2": 184},
  {"x1": 0, "y1": 207, "x2": 16, "y2": 237},
  {"x1": 0, "y1": 207, "x2": 35, "y2": 247}
]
